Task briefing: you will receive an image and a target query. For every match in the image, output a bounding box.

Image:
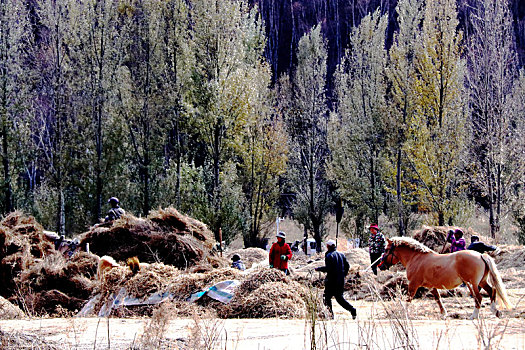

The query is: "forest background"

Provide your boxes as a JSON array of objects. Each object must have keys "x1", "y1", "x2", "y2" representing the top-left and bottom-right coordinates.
[{"x1": 2, "y1": 0, "x2": 525, "y2": 250}]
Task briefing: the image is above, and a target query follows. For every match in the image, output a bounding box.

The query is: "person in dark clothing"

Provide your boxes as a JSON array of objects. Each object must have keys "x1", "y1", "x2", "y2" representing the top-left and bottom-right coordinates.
[
  {"x1": 315, "y1": 239, "x2": 357, "y2": 319},
  {"x1": 105, "y1": 197, "x2": 125, "y2": 222},
  {"x1": 467, "y1": 235, "x2": 498, "y2": 254},
  {"x1": 368, "y1": 223, "x2": 386, "y2": 275}
]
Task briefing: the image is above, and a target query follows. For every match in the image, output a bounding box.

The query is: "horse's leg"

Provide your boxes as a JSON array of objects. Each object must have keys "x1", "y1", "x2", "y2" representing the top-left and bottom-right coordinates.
[
  {"x1": 467, "y1": 281, "x2": 483, "y2": 319},
  {"x1": 430, "y1": 288, "x2": 447, "y2": 318},
  {"x1": 407, "y1": 282, "x2": 419, "y2": 303},
  {"x1": 480, "y1": 279, "x2": 501, "y2": 317}
]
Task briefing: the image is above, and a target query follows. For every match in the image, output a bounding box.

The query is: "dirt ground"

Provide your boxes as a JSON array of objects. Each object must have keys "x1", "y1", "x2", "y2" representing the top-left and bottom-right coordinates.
[{"x1": 1, "y1": 289, "x2": 524, "y2": 350}]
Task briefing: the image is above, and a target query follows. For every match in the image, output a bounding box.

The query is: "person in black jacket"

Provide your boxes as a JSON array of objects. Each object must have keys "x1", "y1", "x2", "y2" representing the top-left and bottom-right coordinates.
[
  {"x1": 467, "y1": 235, "x2": 498, "y2": 254},
  {"x1": 315, "y1": 239, "x2": 357, "y2": 319}
]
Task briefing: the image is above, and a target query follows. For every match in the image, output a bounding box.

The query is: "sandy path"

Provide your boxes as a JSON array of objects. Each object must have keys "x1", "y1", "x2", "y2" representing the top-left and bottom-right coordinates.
[{"x1": 1, "y1": 297, "x2": 524, "y2": 350}]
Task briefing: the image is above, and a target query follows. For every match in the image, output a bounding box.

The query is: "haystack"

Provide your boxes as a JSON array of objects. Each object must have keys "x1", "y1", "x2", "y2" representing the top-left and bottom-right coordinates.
[
  {"x1": 227, "y1": 247, "x2": 268, "y2": 269},
  {"x1": 80, "y1": 208, "x2": 219, "y2": 269},
  {"x1": 494, "y1": 245, "x2": 525, "y2": 270},
  {"x1": 0, "y1": 296, "x2": 25, "y2": 319},
  {"x1": 0, "y1": 212, "x2": 54, "y2": 298},
  {"x1": 15, "y1": 251, "x2": 98, "y2": 315},
  {"x1": 412, "y1": 226, "x2": 452, "y2": 252},
  {"x1": 220, "y1": 281, "x2": 308, "y2": 319},
  {"x1": 345, "y1": 248, "x2": 371, "y2": 267},
  {"x1": 412, "y1": 225, "x2": 478, "y2": 252},
  {"x1": 89, "y1": 263, "x2": 243, "y2": 317}
]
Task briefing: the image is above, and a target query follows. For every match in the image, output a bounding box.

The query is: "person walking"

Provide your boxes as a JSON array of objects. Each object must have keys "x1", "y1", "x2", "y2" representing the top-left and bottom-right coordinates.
[
  {"x1": 447, "y1": 228, "x2": 466, "y2": 252},
  {"x1": 368, "y1": 223, "x2": 385, "y2": 275},
  {"x1": 269, "y1": 231, "x2": 292, "y2": 275},
  {"x1": 315, "y1": 239, "x2": 357, "y2": 319}
]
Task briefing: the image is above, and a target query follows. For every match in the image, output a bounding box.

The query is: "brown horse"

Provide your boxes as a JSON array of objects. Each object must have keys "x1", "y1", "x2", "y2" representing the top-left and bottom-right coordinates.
[{"x1": 379, "y1": 237, "x2": 512, "y2": 319}]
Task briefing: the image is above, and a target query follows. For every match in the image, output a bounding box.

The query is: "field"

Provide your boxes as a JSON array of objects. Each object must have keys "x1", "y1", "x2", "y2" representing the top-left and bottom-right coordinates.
[
  {"x1": 1, "y1": 211, "x2": 525, "y2": 349},
  {"x1": 1, "y1": 293, "x2": 524, "y2": 349}
]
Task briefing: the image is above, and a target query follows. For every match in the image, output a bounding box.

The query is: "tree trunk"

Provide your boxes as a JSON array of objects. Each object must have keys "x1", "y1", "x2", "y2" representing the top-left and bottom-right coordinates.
[{"x1": 396, "y1": 148, "x2": 405, "y2": 236}]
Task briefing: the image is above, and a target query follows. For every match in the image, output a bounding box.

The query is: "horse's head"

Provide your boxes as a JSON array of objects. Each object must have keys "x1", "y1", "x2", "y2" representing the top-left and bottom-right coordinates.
[{"x1": 378, "y1": 239, "x2": 399, "y2": 270}]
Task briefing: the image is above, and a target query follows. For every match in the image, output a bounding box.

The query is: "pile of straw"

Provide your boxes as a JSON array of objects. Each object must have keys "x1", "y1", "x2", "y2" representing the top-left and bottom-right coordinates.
[
  {"x1": 220, "y1": 281, "x2": 307, "y2": 319},
  {"x1": 0, "y1": 296, "x2": 25, "y2": 319},
  {"x1": 80, "y1": 208, "x2": 217, "y2": 269},
  {"x1": 0, "y1": 212, "x2": 54, "y2": 298},
  {"x1": 345, "y1": 248, "x2": 371, "y2": 267},
  {"x1": 16, "y1": 251, "x2": 98, "y2": 315},
  {"x1": 412, "y1": 226, "x2": 451, "y2": 252},
  {"x1": 227, "y1": 247, "x2": 268, "y2": 269},
  {"x1": 494, "y1": 245, "x2": 525, "y2": 270}
]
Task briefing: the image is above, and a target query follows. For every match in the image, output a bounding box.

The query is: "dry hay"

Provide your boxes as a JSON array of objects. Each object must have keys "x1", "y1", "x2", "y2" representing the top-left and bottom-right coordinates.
[
  {"x1": 220, "y1": 281, "x2": 307, "y2": 319},
  {"x1": 493, "y1": 245, "x2": 525, "y2": 270},
  {"x1": 236, "y1": 267, "x2": 289, "y2": 295},
  {"x1": 80, "y1": 208, "x2": 219, "y2": 269},
  {"x1": 15, "y1": 251, "x2": 98, "y2": 315},
  {"x1": 168, "y1": 267, "x2": 243, "y2": 300},
  {"x1": 411, "y1": 225, "x2": 480, "y2": 252},
  {"x1": 92, "y1": 264, "x2": 242, "y2": 316},
  {"x1": 412, "y1": 226, "x2": 451, "y2": 252},
  {"x1": 0, "y1": 329, "x2": 58, "y2": 350},
  {"x1": 0, "y1": 211, "x2": 54, "y2": 298},
  {"x1": 226, "y1": 247, "x2": 268, "y2": 269},
  {"x1": 0, "y1": 296, "x2": 25, "y2": 319},
  {"x1": 345, "y1": 248, "x2": 371, "y2": 267}
]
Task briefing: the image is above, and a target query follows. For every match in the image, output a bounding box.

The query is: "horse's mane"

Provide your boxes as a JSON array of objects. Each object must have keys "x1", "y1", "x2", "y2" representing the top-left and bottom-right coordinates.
[{"x1": 390, "y1": 237, "x2": 435, "y2": 253}]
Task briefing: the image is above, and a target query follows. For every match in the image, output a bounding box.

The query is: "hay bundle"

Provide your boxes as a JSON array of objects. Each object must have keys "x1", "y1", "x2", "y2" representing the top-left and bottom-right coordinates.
[
  {"x1": 412, "y1": 226, "x2": 451, "y2": 252},
  {"x1": 80, "y1": 208, "x2": 216, "y2": 269},
  {"x1": 237, "y1": 267, "x2": 288, "y2": 295},
  {"x1": 0, "y1": 212, "x2": 54, "y2": 297},
  {"x1": 494, "y1": 245, "x2": 525, "y2": 270},
  {"x1": 15, "y1": 251, "x2": 98, "y2": 315},
  {"x1": 148, "y1": 208, "x2": 213, "y2": 242},
  {"x1": 379, "y1": 272, "x2": 409, "y2": 299},
  {"x1": 0, "y1": 296, "x2": 25, "y2": 319},
  {"x1": 227, "y1": 248, "x2": 268, "y2": 269},
  {"x1": 345, "y1": 248, "x2": 371, "y2": 267},
  {"x1": 169, "y1": 267, "x2": 242, "y2": 300},
  {"x1": 220, "y1": 281, "x2": 307, "y2": 319}
]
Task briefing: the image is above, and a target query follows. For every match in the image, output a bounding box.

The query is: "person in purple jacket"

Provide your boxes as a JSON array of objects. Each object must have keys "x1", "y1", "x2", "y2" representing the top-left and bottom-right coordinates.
[{"x1": 446, "y1": 228, "x2": 466, "y2": 253}]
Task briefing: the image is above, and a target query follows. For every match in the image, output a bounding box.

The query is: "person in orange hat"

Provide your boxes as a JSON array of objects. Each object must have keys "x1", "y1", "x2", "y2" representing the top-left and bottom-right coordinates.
[{"x1": 368, "y1": 223, "x2": 385, "y2": 275}]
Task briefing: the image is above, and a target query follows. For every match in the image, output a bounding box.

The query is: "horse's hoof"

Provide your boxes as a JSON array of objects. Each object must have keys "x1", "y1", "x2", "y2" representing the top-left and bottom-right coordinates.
[{"x1": 496, "y1": 310, "x2": 502, "y2": 318}]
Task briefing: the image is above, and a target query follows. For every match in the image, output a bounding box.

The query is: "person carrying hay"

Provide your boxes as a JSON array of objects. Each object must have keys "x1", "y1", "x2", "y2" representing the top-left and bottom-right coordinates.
[
  {"x1": 315, "y1": 239, "x2": 357, "y2": 319},
  {"x1": 447, "y1": 228, "x2": 466, "y2": 252},
  {"x1": 269, "y1": 231, "x2": 292, "y2": 275},
  {"x1": 368, "y1": 223, "x2": 385, "y2": 275},
  {"x1": 105, "y1": 197, "x2": 125, "y2": 222},
  {"x1": 231, "y1": 254, "x2": 246, "y2": 271}
]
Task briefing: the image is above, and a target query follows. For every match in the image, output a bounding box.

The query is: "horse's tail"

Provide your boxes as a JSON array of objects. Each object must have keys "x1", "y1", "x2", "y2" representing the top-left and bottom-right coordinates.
[{"x1": 481, "y1": 254, "x2": 512, "y2": 309}]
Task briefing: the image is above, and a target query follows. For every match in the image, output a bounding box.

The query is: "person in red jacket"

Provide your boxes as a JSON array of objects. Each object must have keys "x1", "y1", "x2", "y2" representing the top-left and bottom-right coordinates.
[{"x1": 269, "y1": 231, "x2": 293, "y2": 275}]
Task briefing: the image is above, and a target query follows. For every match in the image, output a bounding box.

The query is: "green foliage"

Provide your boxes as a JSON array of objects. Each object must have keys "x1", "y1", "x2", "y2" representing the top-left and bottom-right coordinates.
[
  {"x1": 284, "y1": 25, "x2": 331, "y2": 250},
  {"x1": 328, "y1": 10, "x2": 389, "y2": 234},
  {"x1": 408, "y1": 0, "x2": 466, "y2": 225}
]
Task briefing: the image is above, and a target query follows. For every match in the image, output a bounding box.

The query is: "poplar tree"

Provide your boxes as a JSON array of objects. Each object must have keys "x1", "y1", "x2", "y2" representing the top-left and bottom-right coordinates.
[
  {"x1": 466, "y1": 0, "x2": 518, "y2": 237},
  {"x1": 0, "y1": 0, "x2": 33, "y2": 214},
  {"x1": 285, "y1": 25, "x2": 330, "y2": 251},
  {"x1": 34, "y1": 0, "x2": 81, "y2": 234},
  {"x1": 409, "y1": 0, "x2": 466, "y2": 225},
  {"x1": 190, "y1": 0, "x2": 272, "y2": 242},
  {"x1": 328, "y1": 10, "x2": 388, "y2": 238},
  {"x1": 385, "y1": 0, "x2": 423, "y2": 236}
]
